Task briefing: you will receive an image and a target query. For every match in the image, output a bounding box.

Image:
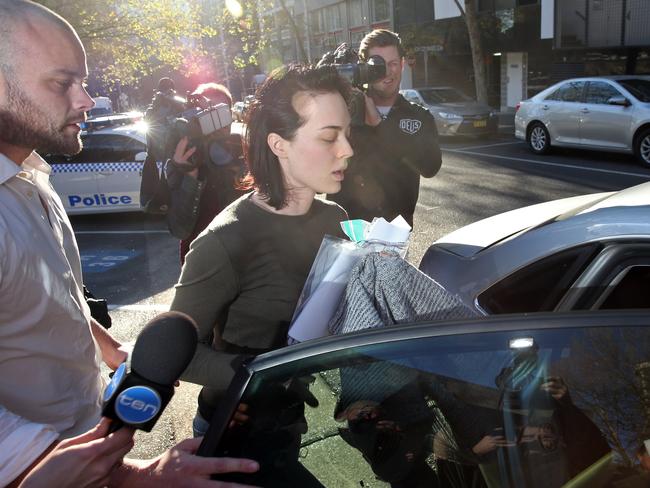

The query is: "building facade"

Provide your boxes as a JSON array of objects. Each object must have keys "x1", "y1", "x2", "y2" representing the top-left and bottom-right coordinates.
[{"x1": 396, "y1": 0, "x2": 650, "y2": 111}]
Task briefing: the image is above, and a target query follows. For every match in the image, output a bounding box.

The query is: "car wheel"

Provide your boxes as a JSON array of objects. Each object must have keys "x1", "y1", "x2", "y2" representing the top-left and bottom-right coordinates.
[
  {"x1": 634, "y1": 128, "x2": 650, "y2": 167},
  {"x1": 527, "y1": 122, "x2": 551, "y2": 154}
]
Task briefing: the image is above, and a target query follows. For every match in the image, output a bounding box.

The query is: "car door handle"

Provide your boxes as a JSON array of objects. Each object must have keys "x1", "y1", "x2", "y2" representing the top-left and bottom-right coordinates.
[
  {"x1": 580, "y1": 108, "x2": 590, "y2": 113},
  {"x1": 542, "y1": 105, "x2": 549, "y2": 110},
  {"x1": 98, "y1": 171, "x2": 114, "y2": 175}
]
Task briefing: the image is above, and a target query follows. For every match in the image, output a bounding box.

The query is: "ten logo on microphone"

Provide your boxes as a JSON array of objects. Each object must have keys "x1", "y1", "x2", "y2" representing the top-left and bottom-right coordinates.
[{"x1": 114, "y1": 386, "x2": 162, "y2": 424}]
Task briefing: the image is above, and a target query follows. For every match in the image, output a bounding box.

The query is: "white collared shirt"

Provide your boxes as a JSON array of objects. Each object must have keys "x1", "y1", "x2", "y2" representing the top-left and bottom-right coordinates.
[{"x1": 0, "y1": 152, "x2": 103, "y2": 450}]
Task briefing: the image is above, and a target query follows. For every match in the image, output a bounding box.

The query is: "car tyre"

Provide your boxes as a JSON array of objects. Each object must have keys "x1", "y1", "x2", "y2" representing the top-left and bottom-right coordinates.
[
  {"x1": 634, "y1": 128, "x2": 650, "y2": 168},
  {"x1": 527, "y1": 122, "x2": 551, "y2": 155}
]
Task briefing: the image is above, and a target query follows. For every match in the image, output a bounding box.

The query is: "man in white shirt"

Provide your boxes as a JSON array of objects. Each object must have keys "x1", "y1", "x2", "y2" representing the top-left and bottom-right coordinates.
[{"x1": 0, "y1": 1, "x2": 257, "y2": 486}]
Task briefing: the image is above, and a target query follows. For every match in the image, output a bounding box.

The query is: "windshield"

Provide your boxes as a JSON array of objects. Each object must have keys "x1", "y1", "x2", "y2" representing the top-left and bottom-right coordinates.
[
  {"x1": 616, "y1": 79, "x2": 650, "y2": 102},
  {"x1": 419, "y1": 88, "x2": 470, "y2": 104}
]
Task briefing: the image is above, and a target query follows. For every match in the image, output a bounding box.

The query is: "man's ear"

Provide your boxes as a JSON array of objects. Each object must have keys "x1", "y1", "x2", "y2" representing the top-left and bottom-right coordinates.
[{"x1": 267, "y1": 132, "x2": 287, "y2": 159}]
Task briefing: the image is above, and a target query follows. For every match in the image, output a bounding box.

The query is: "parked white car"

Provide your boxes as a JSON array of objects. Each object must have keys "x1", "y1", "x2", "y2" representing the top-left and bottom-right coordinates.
[{"x1": 515, "y1": 76, "x2": 650, "y2": 167}]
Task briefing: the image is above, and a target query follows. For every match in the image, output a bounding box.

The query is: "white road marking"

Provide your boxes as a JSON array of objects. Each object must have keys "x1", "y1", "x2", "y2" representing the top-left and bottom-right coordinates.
[
  {"x1": 443, "y1": 149, "x2": 650, "y2": 178},
  {"x1": 74, "y1": 230, "x2": 170, "y2": 235},
  {"x1": 109, "y1": 303, "x2": 170, "y2": 312},
  {"x1": 416, "y1": 203, "x2": 439, "y2": 211},
  {"x1": 449, "y1": 140, "x2": 524, "y2": 151}
]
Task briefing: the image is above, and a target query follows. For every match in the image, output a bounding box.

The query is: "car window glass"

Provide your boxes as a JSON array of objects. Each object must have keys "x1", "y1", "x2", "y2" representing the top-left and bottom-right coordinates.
[
  {"x1": 599, "y1": 265, "x2": 650, "y2": 309},
  {"x1": 477, "y1": 244, "x2": 601, "y2": 314},
  {"x1": 585, "y1": 82, "x2": 622, "y2": 104},
  {"x1": 545, "y1": 81, "x2": 584, "y2": 102},
  {"x1": 74, "y1": 134, "x2": 144, "y2": 163},
  {"x1": 616, "y1": 79, "x2": 650, "y2": 102},
  {"x1": 420, "y1": 88, "x2": 469, "y2": 104},
  {"x1": 207, "y1": 323, "x2": 650, "y2": 488}
]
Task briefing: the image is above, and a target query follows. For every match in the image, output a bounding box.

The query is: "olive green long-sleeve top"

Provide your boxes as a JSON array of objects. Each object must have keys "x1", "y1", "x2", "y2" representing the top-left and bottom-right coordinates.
[{"x1": 170, "y1": 192, "x2": 347, "y2": 417}]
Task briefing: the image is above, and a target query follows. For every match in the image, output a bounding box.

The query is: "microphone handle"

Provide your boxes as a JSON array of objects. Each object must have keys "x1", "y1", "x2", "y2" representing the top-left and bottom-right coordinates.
[{"x1": 108, "y1": 418, "x2": 124, "y2": 434}]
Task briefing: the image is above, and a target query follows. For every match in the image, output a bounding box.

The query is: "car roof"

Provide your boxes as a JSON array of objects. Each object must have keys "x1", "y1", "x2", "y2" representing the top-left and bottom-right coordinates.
[{"x1": 434, "y1": 181, "x2": 650, "y2": 258}]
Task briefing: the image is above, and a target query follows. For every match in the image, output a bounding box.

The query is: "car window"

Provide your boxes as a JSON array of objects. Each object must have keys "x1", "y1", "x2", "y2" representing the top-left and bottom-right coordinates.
[
  {"x1": 477, "y1": 244, "x2": 602, "y2": 314},
  {"x1": 419, "y1": 88, "x2": 470, "y2": 104},
  {"x1": 76, "y1": 134, "x2": 145, "y2": 163},
  {"x1": 616, "y1": 79, "x2": 650, "y2": 102},
  {"x1": 599, "y1": 265, "x2": 650, "y2": 309},
  {"x1": 202, "y1": 319, "x2": 650, "y2": 487},
  {"x1": 544, "y1": 81, "x2": 585, "y2": 102},
  {"x1": 585, "y1": 82, "x2": 623, "y2": 104}
]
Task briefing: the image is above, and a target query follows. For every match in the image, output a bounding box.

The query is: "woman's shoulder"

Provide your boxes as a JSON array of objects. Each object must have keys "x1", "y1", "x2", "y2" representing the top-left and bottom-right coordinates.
[{"x1": 312, "y1": 197, "x2": 348, "y2": 220}]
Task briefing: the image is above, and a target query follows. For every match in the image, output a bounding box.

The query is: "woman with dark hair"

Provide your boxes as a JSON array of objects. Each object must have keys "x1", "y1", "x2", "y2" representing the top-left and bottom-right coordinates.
[{"x1": 169, "y1": 65, "x2": 352, "y2": 441}]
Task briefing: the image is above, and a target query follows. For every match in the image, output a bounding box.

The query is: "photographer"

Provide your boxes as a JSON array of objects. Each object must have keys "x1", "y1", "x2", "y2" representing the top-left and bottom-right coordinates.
[
  {"x1": 326, "y1": 30, "x2": 442, "y2": 228},
  {"x1": 164, "y1": 83, "x2": 246, "y2": 262}
]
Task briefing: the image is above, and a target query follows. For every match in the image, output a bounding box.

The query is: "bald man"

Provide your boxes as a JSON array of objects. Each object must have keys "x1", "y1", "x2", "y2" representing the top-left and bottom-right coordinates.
[{"x1": 0, "y1": 1, "x2": 257, "y2": 486}]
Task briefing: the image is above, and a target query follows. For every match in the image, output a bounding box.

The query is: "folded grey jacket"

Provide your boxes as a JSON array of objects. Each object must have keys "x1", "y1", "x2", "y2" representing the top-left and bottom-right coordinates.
[{"x1": 329, "y1": 252, "x2": 478, "y2": 336}]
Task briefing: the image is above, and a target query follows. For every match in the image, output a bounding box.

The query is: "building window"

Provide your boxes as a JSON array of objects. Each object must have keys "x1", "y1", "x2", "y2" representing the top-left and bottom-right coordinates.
[
  {"x1": 349, "y1": 0, "x2": 365, "y2": 27},
  {"x1": 350, "y1": 30, "x2": 367, "y2": 47},
  {"x1": 371, "y1": 0, "x2": 390, "y2": 22}
]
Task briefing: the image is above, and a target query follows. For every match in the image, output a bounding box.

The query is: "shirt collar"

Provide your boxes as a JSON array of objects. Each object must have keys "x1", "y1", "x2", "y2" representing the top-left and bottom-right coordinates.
[{"x1": 0, "y1": 151, "x2": 52, "y2": 185}]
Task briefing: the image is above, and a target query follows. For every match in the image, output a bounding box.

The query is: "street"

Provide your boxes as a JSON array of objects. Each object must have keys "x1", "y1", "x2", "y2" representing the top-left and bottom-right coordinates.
[{"x1": 72, "y1": 133, "x2": 650, "y2": 459}]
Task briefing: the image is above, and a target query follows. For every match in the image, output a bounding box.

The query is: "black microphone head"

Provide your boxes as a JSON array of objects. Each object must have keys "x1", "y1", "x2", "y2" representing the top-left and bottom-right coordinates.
[{"x1": 131, "y1": 311, "x2": 198, "y2": 385}]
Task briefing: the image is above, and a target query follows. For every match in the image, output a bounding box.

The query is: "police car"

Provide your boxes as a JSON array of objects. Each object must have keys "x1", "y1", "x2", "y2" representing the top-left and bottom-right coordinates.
[{"x1": 44, "y1": 114, "x2": 148, "y2": 215}]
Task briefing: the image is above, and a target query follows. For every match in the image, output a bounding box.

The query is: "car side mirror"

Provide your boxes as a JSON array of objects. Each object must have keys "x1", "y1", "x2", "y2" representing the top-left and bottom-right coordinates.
[
  {"x1": 135, "y1": 151, "x2": 147, "y2": 162},
  {"x1": 607, "y1": 96, "x2": 630, "y2": 107}
]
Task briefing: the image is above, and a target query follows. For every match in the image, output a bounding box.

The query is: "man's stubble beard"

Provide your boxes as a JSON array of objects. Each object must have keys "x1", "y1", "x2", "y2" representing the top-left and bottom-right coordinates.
[{"x1": 0, "y1": 74, "x2": 82, "y2": 155}]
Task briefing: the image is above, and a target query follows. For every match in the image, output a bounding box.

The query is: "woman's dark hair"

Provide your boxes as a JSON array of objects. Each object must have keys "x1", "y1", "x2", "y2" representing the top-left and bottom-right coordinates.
[{"x1": 241, "y1": 64, "x2": 351, "y2": 210}]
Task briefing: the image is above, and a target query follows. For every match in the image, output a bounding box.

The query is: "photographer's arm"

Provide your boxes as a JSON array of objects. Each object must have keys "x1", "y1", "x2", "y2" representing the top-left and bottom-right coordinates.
[
  {"x1": 166, "y1": 138, "x2": 203, "y2": 241},
  {"x1": 170, "y1": 231, "x2": 243, "y2": 391}
]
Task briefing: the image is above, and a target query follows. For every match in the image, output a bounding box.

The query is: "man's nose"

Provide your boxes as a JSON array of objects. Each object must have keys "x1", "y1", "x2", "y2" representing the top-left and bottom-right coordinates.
[{"x1": 74, "y1": 84, "x2": 95, "y2": 113}]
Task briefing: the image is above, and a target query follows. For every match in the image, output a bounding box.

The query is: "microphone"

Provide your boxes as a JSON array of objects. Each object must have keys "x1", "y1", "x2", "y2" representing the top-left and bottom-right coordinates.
[{"x1": 101, "y1": 311, "x2": 198, "y2": 432}]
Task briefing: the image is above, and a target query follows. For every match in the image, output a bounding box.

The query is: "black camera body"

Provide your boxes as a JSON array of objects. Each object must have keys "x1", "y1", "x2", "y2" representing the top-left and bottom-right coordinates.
[
  {"x1": 145, "y1": 90, "x2": 233, "y2": 167},
  {"x1": 317, "y1": 44, "x2": 386, "y2": 126}
]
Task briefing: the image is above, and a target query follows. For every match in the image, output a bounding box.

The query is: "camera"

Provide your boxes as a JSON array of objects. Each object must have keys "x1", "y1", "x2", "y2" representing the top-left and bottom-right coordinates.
[
  {"x1": 145, "y1": 89, "x2": 233, "y2": 167},
  {"x1": 317, "y1": 44, "x2": 386, "y2": 126}
]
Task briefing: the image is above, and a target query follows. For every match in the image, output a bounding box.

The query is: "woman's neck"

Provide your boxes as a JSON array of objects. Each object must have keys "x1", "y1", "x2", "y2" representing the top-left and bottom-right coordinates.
[{"x1": 251, "y1": 188, "x2": 315, "y2": 216}]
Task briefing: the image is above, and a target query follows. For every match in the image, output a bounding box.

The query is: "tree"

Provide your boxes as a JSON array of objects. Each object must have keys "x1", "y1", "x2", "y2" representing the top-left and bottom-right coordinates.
[
  {"x1": 452, "y1": 0, "x2": 488, "y2": 104},
  {"x1": 40, "y1": 0, "x2": 213, "y2": 86}
]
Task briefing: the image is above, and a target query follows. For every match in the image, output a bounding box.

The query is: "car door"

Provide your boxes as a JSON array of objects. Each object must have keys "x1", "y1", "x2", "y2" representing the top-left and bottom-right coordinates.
[
  {"x1": 542, "y1": 81, "x2": 586, "y2": 145},
  {"x1": 91, "y1": 133, "x2": 146, "y2": 212},
  {"x1": 198, "y1": 312, "x2": 650, "y2": 488},
  {"x1": 47, "y1": 142, "x2": 101, "y2": 214},
  {"x1": 579, "y1": 81, "x2": 634, "y2": 150}
]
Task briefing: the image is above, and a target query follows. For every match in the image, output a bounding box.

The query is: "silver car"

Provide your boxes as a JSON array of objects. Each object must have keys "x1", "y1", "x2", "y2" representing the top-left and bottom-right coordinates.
[
  {"x1": 515, "y1": 76, "x2": 650, "y2": 167},
  {"x1": 400, "y1": 86, "x2": 498, "y2": 136},
  {"x1": 419, "y1": 181, "x2": 650, "y2": 315}
]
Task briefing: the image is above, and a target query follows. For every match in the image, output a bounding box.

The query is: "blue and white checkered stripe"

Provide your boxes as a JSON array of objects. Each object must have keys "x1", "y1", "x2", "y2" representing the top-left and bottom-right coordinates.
[{"x1": 52, "y1": 162, "x2": 146, "y2": 173}]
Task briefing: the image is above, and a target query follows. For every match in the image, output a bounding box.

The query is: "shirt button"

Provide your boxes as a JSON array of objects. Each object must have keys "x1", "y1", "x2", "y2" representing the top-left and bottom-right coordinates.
[{"x1": 26, "y1": 190, "x2": 34, "y2": 198}]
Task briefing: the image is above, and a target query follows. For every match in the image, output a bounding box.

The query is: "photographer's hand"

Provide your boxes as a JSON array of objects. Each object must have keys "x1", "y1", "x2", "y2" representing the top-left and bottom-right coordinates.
[
  {"x1": 362, "y1": 92, "x2": 382, "y2": 127},
  {"x1": 173, "y1": 137, "x2": 199, "y2": 179}
]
